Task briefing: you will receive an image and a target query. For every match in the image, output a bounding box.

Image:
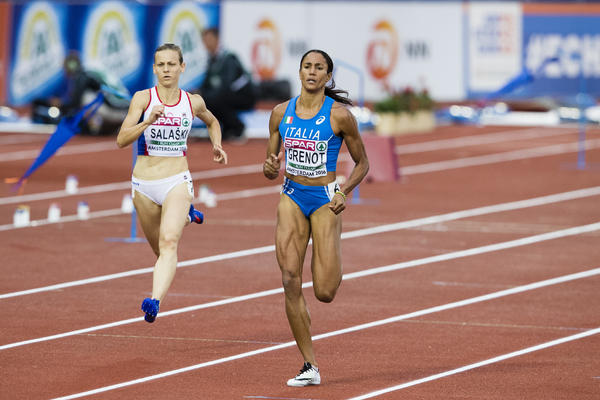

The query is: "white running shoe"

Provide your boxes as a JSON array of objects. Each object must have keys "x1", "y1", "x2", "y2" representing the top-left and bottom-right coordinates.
[{"x1": 286, "y1": 362, "x2": 321, "y2": 387}]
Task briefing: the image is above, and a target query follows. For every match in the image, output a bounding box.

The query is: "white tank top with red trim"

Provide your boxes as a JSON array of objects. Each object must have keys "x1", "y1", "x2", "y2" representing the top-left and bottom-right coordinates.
[{"x1": 137, "y1": 86, "x2": 194, "y2": 157}]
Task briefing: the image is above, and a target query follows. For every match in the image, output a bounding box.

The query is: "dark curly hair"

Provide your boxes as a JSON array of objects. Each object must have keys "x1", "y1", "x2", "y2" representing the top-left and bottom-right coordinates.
[{"x1": 300, "y1": 49, "x2": 352, "y2": 106}]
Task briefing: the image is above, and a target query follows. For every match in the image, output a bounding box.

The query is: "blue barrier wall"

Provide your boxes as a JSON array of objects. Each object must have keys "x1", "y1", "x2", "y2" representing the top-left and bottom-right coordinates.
[{"x1": 7, "y1": 1, "x2": 218, "y2": 106}]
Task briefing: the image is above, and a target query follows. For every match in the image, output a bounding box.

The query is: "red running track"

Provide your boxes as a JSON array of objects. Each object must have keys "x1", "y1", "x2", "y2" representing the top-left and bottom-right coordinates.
[{"x1": 1, "y1": 124, "x2": 599, "y2": 399}]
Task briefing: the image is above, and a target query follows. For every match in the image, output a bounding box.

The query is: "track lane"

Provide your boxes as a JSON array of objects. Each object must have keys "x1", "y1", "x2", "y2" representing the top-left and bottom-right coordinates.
[{"x1": 2, "y1": 125, "x2": 599, "y2": 399}]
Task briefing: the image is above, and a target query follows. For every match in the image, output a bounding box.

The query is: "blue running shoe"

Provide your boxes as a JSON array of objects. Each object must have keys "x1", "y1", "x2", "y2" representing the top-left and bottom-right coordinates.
[
  {"x1": 188, "y1": 204, "x2": 204, "y2": 224},
  {"x1": 141, "y1": 298, "x2": 160, "y2": 323}
]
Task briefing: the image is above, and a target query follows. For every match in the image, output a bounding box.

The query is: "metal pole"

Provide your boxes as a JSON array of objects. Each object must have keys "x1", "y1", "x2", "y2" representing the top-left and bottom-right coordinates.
[
  {"x1": 577, "y1": 55, "x2": 586, "y2": 170},
  {"x1": 130, "y1": 143, "x2": 138, "y2": 239}
]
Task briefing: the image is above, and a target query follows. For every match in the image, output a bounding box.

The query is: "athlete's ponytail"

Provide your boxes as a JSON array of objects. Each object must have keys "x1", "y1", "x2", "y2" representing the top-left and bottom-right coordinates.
[{"x1": 300, "y1": 49, "x2": 353, "y2": 106}]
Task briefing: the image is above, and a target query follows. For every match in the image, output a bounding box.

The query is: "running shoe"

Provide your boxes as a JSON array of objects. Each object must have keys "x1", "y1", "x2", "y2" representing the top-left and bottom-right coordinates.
[
  {"x1": 141, "y1": 298, "x2": 160, "y2": 323},
  {"x1": 286, "y1": 362, "x2": 321, "y2": 387},
  {"x1": 188, "y1": 204, "x2": 204, "y2": 224}
]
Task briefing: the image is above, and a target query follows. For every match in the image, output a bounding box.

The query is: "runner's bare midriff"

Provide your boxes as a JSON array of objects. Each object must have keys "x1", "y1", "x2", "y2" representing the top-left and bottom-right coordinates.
[
  {"x1": 284, "y1": 171, "x2": 337, "y2": 186},
  {"x1": 132, "y1": 156, "x2": 189, "y2": 180}
]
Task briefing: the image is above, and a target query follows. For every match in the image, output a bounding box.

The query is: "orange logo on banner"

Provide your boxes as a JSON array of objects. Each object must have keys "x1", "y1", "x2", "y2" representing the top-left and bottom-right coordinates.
[
  {"x1": 366, "y1": 20, "x2": 398, "y2": 80},
  {"x1": 251, "y1": 18, "x2": 281, "y2": 80}
]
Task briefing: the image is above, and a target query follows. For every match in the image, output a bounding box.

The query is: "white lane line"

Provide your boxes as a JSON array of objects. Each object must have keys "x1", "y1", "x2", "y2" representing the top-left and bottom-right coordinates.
[
  {"x1": 50, "y1": 267, "x2": 600, "y2": 400},
  {"x1": 0, "y1": 185, "x2": 281, "y2": 232},
  {"x1": 0, "y1": 208, "x2": 125, "y2": 231},
  {"x1": 0, "y1": 135, "x2": 598, "y2": 224},
  {"x1": 0, "y1": 135, "x2": 46, "y2": 145},
  {"x1": 401, "y1": 138, "x2": 600, "y2": 175},
  {"x1": 2, "y1": 186, "x2": 599, "y2": 298},
  {"x1": 0, "y1": 163, "x2": 264, "y2": 206},
  {"x1": 347, "y1": 326, "x2": 600, "y2": 399},
  {"x1": 0, "y1": 128, "x2": 587, "y2": 206},
  {"x1": 0, "y1": 122, "x2": 56, "y2": 134},
  {"x1": 0, "y1": 142, "x2": 118, "y2": 162},
  {"x1": 0, "y1": 126, "x2": 565, "y2": 162},
  {"x1": 395, "y1": 126, "x2": 575, "y2": 154},
  {"x1": 3, "y1": 221, "x2": 599, "y2": 351}
]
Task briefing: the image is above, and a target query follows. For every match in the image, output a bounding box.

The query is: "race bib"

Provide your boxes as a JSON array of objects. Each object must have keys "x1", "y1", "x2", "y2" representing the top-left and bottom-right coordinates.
[
  {"x1": 284, "y1": 137, "x2": 328, "y2": 178},
  {"x1": 147, "y1": 115, "x2": 191, "y2": 155}
]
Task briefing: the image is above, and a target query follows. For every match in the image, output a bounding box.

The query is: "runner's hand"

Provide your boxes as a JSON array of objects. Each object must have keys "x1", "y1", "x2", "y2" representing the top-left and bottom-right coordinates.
[
  {"x1": 263, "y1": 152, "x2": 283, "y2": 179},
  {"x1": 329, "y1": 192, "x2": 346, "y2": 214},
  {"x1": 213, "y1": 145, "x2": 228, "y2": 164},
  {"x1": 147, "y1": 104, "x2": 164, "y2": 124}
]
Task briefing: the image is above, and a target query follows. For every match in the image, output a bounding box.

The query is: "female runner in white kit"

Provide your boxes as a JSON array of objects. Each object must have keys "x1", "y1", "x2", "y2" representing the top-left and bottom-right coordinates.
[{"x1": 117, "y1": 43, "x2": 228, "y2": 323}]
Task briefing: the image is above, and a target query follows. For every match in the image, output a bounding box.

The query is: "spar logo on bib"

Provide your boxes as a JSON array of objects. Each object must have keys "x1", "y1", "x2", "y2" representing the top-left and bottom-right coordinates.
[
  {"x1": 285, "y1": 138, "x2": 314, "y2": 151},
  {"x1": 284, "y1": 139, "x2": 328, "y2": 152},
  {"x1": 155, "y1": 116, "x2": 182, "y2": 126},
  {"x1": 182, "y1": 118, "x2": 190, "y2": 127}
]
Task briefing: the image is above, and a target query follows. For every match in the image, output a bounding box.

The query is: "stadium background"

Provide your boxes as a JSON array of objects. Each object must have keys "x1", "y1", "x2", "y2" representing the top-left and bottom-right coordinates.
[
  {"x1": 1, "y1": 1, "x2": 599, "y2": 113},
  {"x1": 1, "y1": 2, "x2": 600, "y2": 399}
]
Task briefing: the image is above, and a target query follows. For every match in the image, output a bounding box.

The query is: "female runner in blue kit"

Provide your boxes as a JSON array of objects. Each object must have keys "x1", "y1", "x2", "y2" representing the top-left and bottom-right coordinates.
[
  {"x1": 263, "y1": 49, "x2": 369, "y2": 386},
  {"x1": 117, "y1": 43, "x2": 228, "y2": 323}
]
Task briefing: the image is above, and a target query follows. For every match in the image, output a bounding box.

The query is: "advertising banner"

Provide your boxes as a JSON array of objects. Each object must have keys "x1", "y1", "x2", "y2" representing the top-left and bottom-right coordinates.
[
  {"x1": 80, "y1": 1, "x2": 145, "y2": 93},
  {"x1": 152, "y1": 1, "x2": 219, "y2": 91},
  {"x1": 6, "y1": 1, "x2": 220, "y2": 107},
  {"x1": 8, "y1": 2, "x2": 68, "y2": 105},
  {"x1": 314, "y1": 2, "x2": 464, "y2": 102},
  {"x1": 522, "y1": 3, "x2": 600, "y2": 97},
  {"x1": 222, "y1": 1, "x2": 309, "y2": 96},
  {"x1": 466, "y1": 2, "x2": 522, "y2": 96},
  {"x1": 222, "y1": 1, "x2": 464, "y2": 102}
]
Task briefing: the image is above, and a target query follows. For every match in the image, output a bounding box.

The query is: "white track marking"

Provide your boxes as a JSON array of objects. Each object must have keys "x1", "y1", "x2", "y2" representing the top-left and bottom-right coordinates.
[
  {"x1": 395, "y1": 127, "x2": 576, "y2": 154},
  {"x1": 1, "y1": 135, "x2": 598, "y2": 226},
  {"x1": 0, "y1": 135, "x2": 46, "y2": 145},
  {"x1": 0, "y1": 126, "x2": 571, "y2": 162},
  {"x1": 0, "y1": 183, "x2": 129, "y2": 206},
  {"x1": 0, "y1": 164, "x2": 263, "y2": 206},
  {"x1": 0, "y1": 185, "x2": 281, "y2": 231},
  {"x1": 347, "y1": 327, "x2": 600, "y2": 399},
  {"x1": 0, "y1": 123, "x2": 55, "y2": 134},
  {"x1": 0, "y1": 208, "x2": 126, "y2": 231},
  {"x1": 0, "y1": 142, "x2": 118, "y2": 162},
  {"x1": 50, "y1": 267, "x2": 600, "y2": 399},
  {"x1": 1, "y1": 127, "x2": 592, "y2": 206},
  {"x1": 2, "y1": 221, "x2": 599, "y2": 350},
  {"x1": 1, "y1": 186, "x2": 599, "y2": 297},
  {"x1": 401, "y1": 138, "x2": 600, "y2": 175}
]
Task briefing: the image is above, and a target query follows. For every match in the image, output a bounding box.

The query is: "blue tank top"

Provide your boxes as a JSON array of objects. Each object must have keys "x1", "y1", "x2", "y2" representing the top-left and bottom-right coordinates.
[{"x1": 279, "y1": 95, "x2": 342, "y2": 179}]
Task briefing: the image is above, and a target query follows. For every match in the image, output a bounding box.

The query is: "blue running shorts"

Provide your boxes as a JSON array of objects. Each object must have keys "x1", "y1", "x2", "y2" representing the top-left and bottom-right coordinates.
[{"x1": 281, "y1": 177, "x2": 340, "y2": 218}]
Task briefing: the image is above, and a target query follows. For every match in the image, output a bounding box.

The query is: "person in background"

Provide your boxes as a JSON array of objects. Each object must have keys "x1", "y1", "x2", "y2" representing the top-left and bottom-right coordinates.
[
  {"x1": 116, "y1": 43, "x2": 228, "y2": 323},
  {"x1": 263, "y1": 49, "x2": 369, "y2": 387},
  {"x1": 31, "y1": 51, "x2": 129, "y2": 135},
  {"x1": 199, "y1": 27, "x2": 256, "y2": 142}
]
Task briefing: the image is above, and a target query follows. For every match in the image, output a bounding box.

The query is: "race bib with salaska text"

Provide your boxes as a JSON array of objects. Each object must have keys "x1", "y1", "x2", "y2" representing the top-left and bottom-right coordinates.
[{"x1": 147, "y1": 115, "x2": 191, "y2": 155}]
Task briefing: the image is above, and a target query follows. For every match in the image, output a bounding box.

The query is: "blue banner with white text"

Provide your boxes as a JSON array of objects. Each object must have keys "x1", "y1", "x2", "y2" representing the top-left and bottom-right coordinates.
[
  {"x1": 7, "y1": 1, "x2": 219, "y2": 107},
  {"x1": 522, "y1": 12, "x2": 600, "y2": 97}
]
